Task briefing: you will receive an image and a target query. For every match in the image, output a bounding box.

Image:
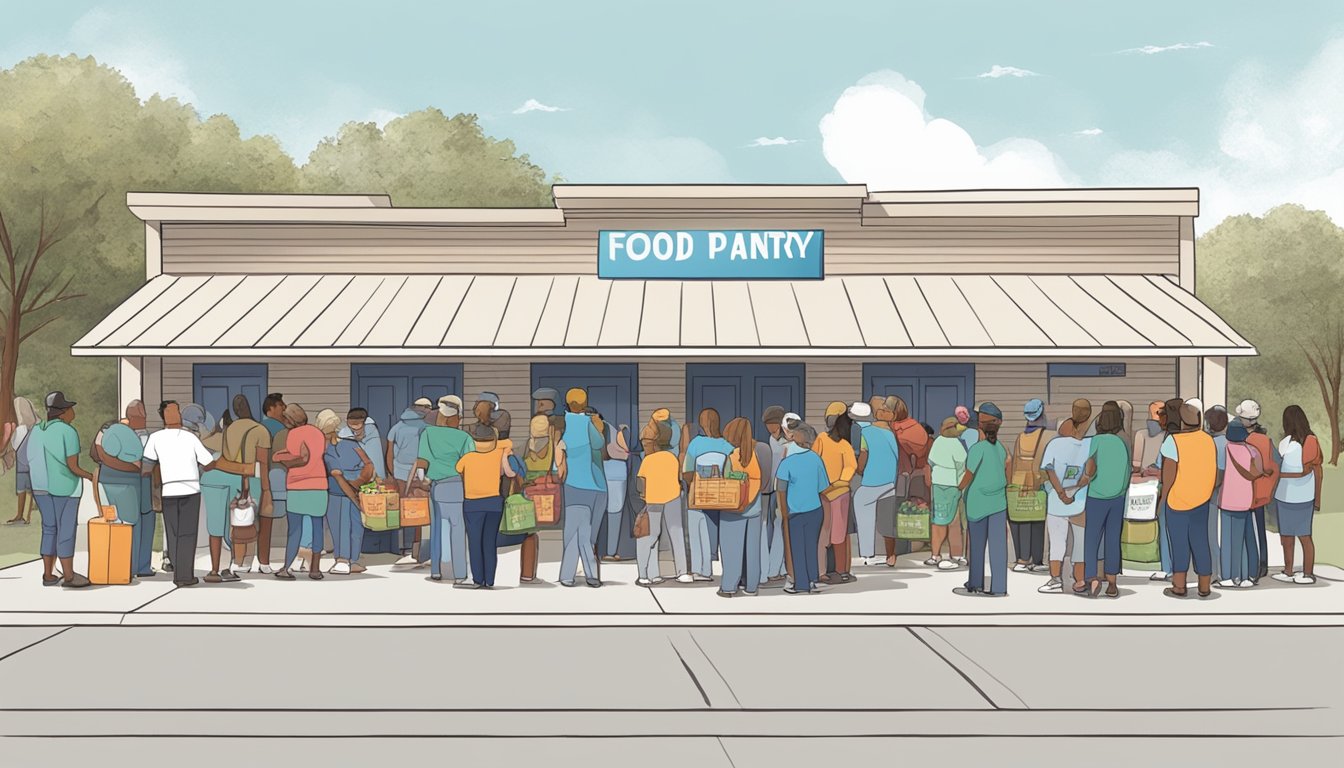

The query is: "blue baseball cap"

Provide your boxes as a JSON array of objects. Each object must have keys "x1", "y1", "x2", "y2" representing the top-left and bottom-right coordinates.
[
  {"x1": 975, "y1": 402, "x2": 1003, "y2": 420},
  {"x1": 1024, "y1": 398, "x2": 1045, "y2": 420}
]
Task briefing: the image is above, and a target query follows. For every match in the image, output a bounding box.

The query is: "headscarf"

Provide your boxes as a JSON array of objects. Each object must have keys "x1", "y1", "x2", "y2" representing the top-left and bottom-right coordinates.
[
  {"x1": 180, "y1": 403, "x2": 214, "y2": 435},
  {"x1": 315, "y1": 408, "x2": 342, "y2": 436},
  {"x1": 283, "y1": 403, "x2": 308, "y2": 427},
  {"x1": 13, "y1": 397, "x2": 37, "y2": 429}
]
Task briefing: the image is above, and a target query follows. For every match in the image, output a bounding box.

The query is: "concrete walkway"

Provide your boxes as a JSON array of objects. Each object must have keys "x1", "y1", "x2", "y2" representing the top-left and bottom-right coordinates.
[{"x1": 3, "y1": 537, "x2": 1341, "y2": 627}]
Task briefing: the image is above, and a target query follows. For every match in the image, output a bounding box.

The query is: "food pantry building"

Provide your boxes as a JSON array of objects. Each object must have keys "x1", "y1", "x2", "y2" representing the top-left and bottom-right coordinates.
[{"x1": 75, "y1": 185, "x2": 1253, "y2": 450}]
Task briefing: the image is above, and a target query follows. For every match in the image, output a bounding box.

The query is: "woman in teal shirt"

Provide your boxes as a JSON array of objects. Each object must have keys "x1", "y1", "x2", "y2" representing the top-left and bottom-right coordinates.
[{"x1": 957, "y1": 403, "x2": 1009, "y2": 597}]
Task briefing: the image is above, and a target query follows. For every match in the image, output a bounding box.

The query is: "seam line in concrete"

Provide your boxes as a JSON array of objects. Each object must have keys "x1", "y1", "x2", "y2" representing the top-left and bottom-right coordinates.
[
  {"x1": 0, "y1": 626, "x2": 72, "y2": 664},
  {"x1": 907, "y1": 626, "x2": 1026, "y2": 710},
  {"x1": 668, "y1": 637, "x2": 712, "y2": 707},
  {"x1": 688, "y1": 631, "x2": 742, "y2": 708}
]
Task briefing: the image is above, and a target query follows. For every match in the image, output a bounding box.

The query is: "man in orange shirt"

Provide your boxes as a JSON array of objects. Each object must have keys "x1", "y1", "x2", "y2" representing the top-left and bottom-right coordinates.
[
  {"x1": 1235, "y1": 399, "x2": 1278, "y2": 581},
  {"x1": 1158, "y1": 404, "x2": 1218, "y2": 598}
]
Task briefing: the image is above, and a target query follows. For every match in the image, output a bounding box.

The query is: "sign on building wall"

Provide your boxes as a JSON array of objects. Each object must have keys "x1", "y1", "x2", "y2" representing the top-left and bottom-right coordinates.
[{"x1": 598, "y1": 229, "x2": 824, "y2": 280}]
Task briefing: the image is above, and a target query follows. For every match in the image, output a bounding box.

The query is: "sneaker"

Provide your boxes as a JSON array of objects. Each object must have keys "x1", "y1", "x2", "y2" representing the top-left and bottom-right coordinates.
[
  {"x1": 956, "y1": 557, "x2": 967, "y2": 566},
  {"x1": 1028, "y1": 564, "x2": 1050, "y2": 573},
  {"x1": 716, "y1": 590, "x2": 734, "y2": 598},
  {"x1": 219, "y1": 570, "x2": 241, "y2": 583},
  {"x1": 952, "y1": 586, "x2": 984, "y2": 597},
  {"x1": 330, "y1": 562, "x2": 351, "y2": 575},
  {"x1": 175, "y1": 577, "x2": 199, "y2": 587},
  {"x1": 394, "y1": 555, "x2": 418, "y2": 566},
  {"x1": 692, "y1": 574, "x2": 713, "y2": 582},
  {"x1": 676, "y1": 574, "x2": 695, "y2": 584},
  {"x1": 862, "y1": 556, "x2": 882, "y2": 567},
  {"x1": 1293, "y1": 574, "x2": 1317, "y2": 585},
  {"x1": 1215, "y1": 579, "x2": 1239, "y2": 589},
  {"x1": 650, "y1": 577, "x2": 666, "y2": 584},
  {"x1": 453, "y1": 578, "x2": 469, "y2": 585},
  {"x1": 783, "y1": 586, "x2": 803, "y2": 595},
  {"x1": 292, "y1": 558, "x2": 306, "y2": 572},
  {"x1": 923, "y1": 557, "x2": 940, "y2": 567},
  {"x1": 839, "y1": 573, "x2": 855, "y2": 583},
  {"x1": 413, "y1": 560, "x2": 429, "y2": 569},
  {"x1": 560, "y1": 581, "x2": 576, "y2": 587},
  {"x1": 256, "y1": 564, "x2": 275, "y2": 575},
  {"x1": 585, "y1": 579, "x2": 602, "y2": 588},
  {"x1": 636, "y1": 578, "x2": 654, "y2": 587},
  {"x1": 1037, "y1": 578, "x2": 1063, "y2": 593},
  {"x1": 1238, "y1": 579, "x2": 1258, "y2": 589},
  {"x1": 1012, "y1": 563, "x2": 1029, "y2": 573},
  {"x1": 937, "y1": 559, "x2": 959, "y2": 570},
  {"x1": 1271, "y1": 572, "x2": 1296, "y2": 583}
]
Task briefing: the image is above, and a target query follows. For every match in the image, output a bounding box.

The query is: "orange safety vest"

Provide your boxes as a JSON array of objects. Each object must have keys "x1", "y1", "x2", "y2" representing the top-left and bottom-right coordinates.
[{"x1": 1168, "y1": 430, "x2": 1217, "y2": 511}]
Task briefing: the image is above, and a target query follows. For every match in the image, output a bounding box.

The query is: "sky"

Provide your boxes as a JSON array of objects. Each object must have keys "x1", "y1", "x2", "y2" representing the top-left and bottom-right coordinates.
[{"x1": 4, "y1": 1, "x2": 1344, "y2": 229}]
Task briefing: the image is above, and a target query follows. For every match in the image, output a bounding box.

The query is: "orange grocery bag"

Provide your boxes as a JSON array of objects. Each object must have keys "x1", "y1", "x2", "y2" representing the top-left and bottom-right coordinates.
[{"x1": 399, "y1": 497, "x2": 430, "y2": 527}]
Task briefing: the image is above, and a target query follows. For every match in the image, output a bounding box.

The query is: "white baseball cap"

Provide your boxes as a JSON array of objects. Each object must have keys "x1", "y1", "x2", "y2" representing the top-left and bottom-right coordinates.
[
  {"x1": 437, "y1": 395, "x2": 463, "y2": 417},
  {"x1": 1234, "y1": 399, "x2": 1261, "y2": 420}
]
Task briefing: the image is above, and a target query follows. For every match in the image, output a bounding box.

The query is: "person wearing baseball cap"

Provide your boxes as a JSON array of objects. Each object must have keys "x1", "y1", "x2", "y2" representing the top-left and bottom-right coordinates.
[
  {"x1": 1008, "y1": 398, "x2": 1052, "y2": 574},
  {"x1": 35, "y1": 391, "x2": 94, "y2": 588},
  {"x1": 955, "y1": 401, "x2": 1009, "y2": 597},
  {"x1": 408, "y1": 394, "x2": 474, "y2": 582},
  {"x1": 1232, "y1": 398, "x2": 1275, "y2": 579},
  {"x1": 531, "y1": 388, "x2": 560, "y2": 417}
]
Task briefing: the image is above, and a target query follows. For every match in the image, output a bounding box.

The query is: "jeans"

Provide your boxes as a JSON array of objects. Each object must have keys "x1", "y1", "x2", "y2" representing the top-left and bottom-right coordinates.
[
  {"x1": 162, "y1": 494, "x2": 201, "y2": 583},
  {"x1": 1158, "y1": 503, "x2": 1173, "y2": 574},
  {"x1": 1010, "y1": 519, "x2": 1045, "y2": 565},
  {"x1": 786, "y1": 508, "x2": 823, "y2": 590},
  {"x1": 1084, "y1": 495, "x2": 1124, "y2": 580},
  {"x1": 603, "y1": 464, "x2": 626, "y2": 558},
  {"x1": 135, "y1": 510, "x2": 156, "y2": 574},
  {"x1": 465, "y1": 497, "x2": 504, "y2": 587},
  {"x1": 1166, "y1": 502, "x2": 1212, "y2": 577},
  {"x1": 39, "y1": 494, "x2": 78, "y2": 559},
  {"x1": 966, "y1": 510, "x2": 1008, "y2": 595},
  {"x1": 720, "y1": 500, "x2": 762, "y2": 594},
  {"x1": 688, "y1": 508, "x2": 721, "y2": 577},
  {"x1": 326, "y1": 495, "x2": 363, "y2": 563},
  {"x1": 636, "y1": 503, "x2": 666, "y2": 581},
  {"x1": 1251, "y1": 506, "x2": 1268, "y2": 576},
  {"x1": 1208, "y1": 496, "x2": 1222, "y2": 579},
  {"x1": 561, "y1": 487, "x2": 605, "y2": 584},
  {"x1": 284, "y1": 512, "x2": 324, "y2": 567},
  {"x1": 760, "y1": 493, "x2": 786, "y2": 579},
  {"x1": 426, "y1": 477, "x2": 467, "y2": 580},
  {"x1": 1220, "y1": 510, "x2": 1258, "y2": 582},
  {"x1": 852, "y1": 484, "x2": 889, "y2": 558}
]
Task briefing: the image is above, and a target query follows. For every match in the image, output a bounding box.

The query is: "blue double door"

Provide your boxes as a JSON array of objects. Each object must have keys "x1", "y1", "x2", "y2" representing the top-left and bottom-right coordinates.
[
  {"x1": 687, "y1": 363, "x2": 806, "y2": 436},
  {"x1": 194, "y1": 364, "x2": 268, "y2": 424},
  {"x1": 863, "y1": 363, "x2": 974, "y2": 432}
]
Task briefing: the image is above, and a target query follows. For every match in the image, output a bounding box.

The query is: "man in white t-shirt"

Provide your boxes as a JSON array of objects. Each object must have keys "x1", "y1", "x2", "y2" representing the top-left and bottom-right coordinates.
[
  {"x1": 1038, "y1": 399, "x2": 1093, "y2": 594},
  {"x1": 142, "y1": 401, "x2": 216, "y2": 587}
]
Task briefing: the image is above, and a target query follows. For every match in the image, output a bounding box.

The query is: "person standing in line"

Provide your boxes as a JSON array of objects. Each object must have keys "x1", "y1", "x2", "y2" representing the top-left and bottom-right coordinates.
[
  {"x1": 1038, "y1": 400, "x2": 1092, "y2": 595},
  {"x1": 92, "y1": 400, "x2": 155, "y2": 577},
  {"x1": 143, "y1": 401, "x2": 215, "y2": 587},
  {"x1": 1272, "y1": 405, "x2": 1322, "y2": 584},
  {"x1": 928, "y1": 417, "x2": 968, "y2": 569},
  {"x1": 271, "y1": 404, "x2": 328, "y2": 580},
  {"x1": 556, "y1": 388, "x2": 607, "y2": 588},
  {"x1": 635, "y1": 420, "x2": 683, "y2": 586},
  {"x1": 855, "y1": 401, "x2": 899, "y2": 567},
  {"x1": 389, "y1": 398, "x2": 434, "y2": 565},
  {"x1": 261, "y1": 394, "x2": 289, "y2": 572},
  {"x1": 1234, "y1": 399, "x2": 1278, "y2": 581},
  {"x1": 1151, "y1": 396, "x2": 1187, "y2": 581},
  {"x1": 4, "y1": 397, "x2": 39, "y2": 526},
  {"x1": 409, "y1": 396, "x2": 475, "y2": 583},
  {"x1": 642, "y1": 409, "x2": 690, "y2": 581},
  {"x1": 1205, "y1": 405, "x2": 1230, "y2": 581},
  {"x1": 1133, "y1": 401, "x2": 1165, "y2": 477},
  {"x1": 775, "y1": 422, "x2": 828, "y2": 595},
  {"x1": 1008, "y1": 398, "x2": 1051, "y2": 573},
  {"x1": 321, "y1": 408, "x2": 373, "y2": 575},
  {"x1": 955, "y1": 403, "x2": 1010, "y2": 598},
  {"x1": 1158, "y1": 403, "x2": 1218, "y2": 598},
  {"x1": 758, "y1": 405, "x2": 789, "y2": 585},
  {"x1": 599, "y1": 418, "x2": 632, "y2": 563},
  {"x1": 531, "y1": 387, "x2": 560, "y2": 418},
  {"x1": 455, "y1": 422, "x2": 515, "y2": 588},
  {"x1": 682, "y1": 408, "x2": 735, "y2": 583},
  {"x1": 718, "y1": 417, "x2": 764, "y2": 597},
  {"x1": 1216, "y1": 422, "x2": 1265, "y2": 589},
  {"x1": 34, "y1": 392, "x2": 94, "y2": 588},
  {"x1": 261, "y1": 393, "x2": 287, "y2": 437},
  {"x1": 220, "y1": 395, "x2": 274, "y2": 576},
  {"x1": 883, "y1": 396, "x2": 930, "y2": 567},
  {"x1": 1078, "y1": 401, "x2": 1131, "y2": 598},
  {"x1": 342, "y1": 406, "x2": 387, "y2": 557},
  {"x1": 813, "y1": 402, "x2": 856, "y2": 583}
]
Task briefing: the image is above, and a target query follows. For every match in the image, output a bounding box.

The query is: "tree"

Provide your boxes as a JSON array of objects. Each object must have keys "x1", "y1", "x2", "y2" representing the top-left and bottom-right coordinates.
[
  {"x1": 1198, "y1": 205, "x2": 1344, "y2": 463},
  {"x1": 301, "y1": 109, "x2": 556, "y2": 207}
]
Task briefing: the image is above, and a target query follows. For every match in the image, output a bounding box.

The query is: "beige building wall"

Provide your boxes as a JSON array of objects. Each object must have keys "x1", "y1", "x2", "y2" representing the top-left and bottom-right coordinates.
[{"x1": 151, "y1": 356, "x2": 1176, "y2": 445}]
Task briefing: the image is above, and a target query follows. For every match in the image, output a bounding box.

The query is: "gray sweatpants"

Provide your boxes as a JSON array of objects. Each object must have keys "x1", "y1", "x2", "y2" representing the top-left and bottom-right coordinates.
[{"x1": 561, "y1": 487, "x2": 606, "y2": 584}]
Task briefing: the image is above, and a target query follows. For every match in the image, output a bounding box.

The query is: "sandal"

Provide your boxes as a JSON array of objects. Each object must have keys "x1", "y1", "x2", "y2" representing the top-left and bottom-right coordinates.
[
  {"x1": 1105, "y1": 583, "x2": 1120, "y2": 598},
  {"x1": 1162, "y1": 587, "x2": 1188, "y2": 599},
  {"x1": 1071, "y1": 583, "x2": 1089, "y2": 595},
  {"x1": 1089, "y1": 579, "x2": 1103, "y2": 598}
]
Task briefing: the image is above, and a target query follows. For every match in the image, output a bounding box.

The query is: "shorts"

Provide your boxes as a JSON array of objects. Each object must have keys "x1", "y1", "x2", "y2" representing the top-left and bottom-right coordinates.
[
  {"x1": 932, "y1": 485, "x2": 961, "y2": 526},
  {"x1": 15, "y1": 470, "x2": 31, "y2": 493},
  {"x1": 201, "y1": 472, "x2": 243, "y2": 538},
  {"x1": 1046, "y1": 514, "x2": 1085, "y2": 562}
]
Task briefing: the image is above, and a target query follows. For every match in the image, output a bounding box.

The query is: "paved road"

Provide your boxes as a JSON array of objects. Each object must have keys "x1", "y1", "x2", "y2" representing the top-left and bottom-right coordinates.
[{"x1": 0, "y1": 625, "x2": 1339, "y2": 764}]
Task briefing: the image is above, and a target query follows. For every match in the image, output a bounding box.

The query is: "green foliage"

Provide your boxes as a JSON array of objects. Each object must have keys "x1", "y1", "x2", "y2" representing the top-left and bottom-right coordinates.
[
  {"x1": 301, "y1": 109, "x2": 556, "y2": 207},
  {"x1": 1198, "y1": 205, "x2": 1344, "y2": 456}
]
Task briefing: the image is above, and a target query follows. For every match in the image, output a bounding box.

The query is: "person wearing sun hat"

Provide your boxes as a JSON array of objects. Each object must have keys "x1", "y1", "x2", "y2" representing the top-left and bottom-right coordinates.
[
  {"x1": 1008, "y1": 398, "x2": 1052, "y2": 574},
  {"x1": 955, "y1": 402, "x2": 1010, "y2": 597},
  {"x1": 928, "y1": 416, "x2": 968, "y2": 569}
]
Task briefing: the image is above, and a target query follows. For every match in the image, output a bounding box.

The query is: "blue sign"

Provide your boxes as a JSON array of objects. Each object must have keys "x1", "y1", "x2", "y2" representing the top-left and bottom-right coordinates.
[{"x1": 598, "y1": 229, "x2": 824, "y2": 280}]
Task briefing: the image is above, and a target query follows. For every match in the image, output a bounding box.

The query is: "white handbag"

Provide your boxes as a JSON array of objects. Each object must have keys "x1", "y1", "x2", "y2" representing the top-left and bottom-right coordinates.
[{"x1": 230, "y1": 493, "x2": 257, "y2": 528}]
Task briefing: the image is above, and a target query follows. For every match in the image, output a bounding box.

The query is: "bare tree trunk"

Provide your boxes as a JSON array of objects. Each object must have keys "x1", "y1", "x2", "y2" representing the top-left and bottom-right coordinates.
[{"x1": 0, "y1": 299, "x2": 18, "y2": 425}]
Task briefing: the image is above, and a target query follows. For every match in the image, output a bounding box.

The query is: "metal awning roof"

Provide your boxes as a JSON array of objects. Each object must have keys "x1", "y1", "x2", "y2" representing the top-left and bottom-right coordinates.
[{"x1": 73, "y1": 273, "x2": 1255, "y2": 358}]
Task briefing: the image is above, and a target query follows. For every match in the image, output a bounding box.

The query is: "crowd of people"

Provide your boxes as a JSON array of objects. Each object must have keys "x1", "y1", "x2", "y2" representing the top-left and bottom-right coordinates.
[{"x1": 2, "y1": 385, "x2": 1325, "y2": 598}]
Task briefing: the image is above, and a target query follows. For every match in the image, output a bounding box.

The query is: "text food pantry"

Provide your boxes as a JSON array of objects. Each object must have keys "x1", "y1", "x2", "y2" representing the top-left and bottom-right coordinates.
[{"x1": 76, "y1": 185, "x2": 1253, "y2": 481}]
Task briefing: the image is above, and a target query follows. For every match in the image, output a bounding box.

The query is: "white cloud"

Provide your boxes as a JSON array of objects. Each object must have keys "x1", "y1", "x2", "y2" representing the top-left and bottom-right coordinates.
[
  {"x1": 747, "y1": 136, "x2": 801, "y2": 147},
  {"x1": 513, "y1": 98, "x2": 569, "y2": 114},
  {"x1": 1074, "y1": 128, "x2": 1104, "y2": 136},
  {"x1": 820, "y1": 70, "x2": 1070, "y2": 190},
  {"x1": 1119, "y1": 41, "x2": 1214, "y2": 55},
  {"x1": 69, "y1": 9, "x2": 197, "y2": 104},
  {"x1": 977, "y1": 65, "x2": 1040, "y2": 79}
]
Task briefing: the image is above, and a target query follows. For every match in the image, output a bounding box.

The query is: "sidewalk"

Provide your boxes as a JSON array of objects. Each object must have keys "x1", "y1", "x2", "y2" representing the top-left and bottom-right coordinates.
[{"x1": 2, "y1": 536, "x2": 1340, "y2": 627}]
